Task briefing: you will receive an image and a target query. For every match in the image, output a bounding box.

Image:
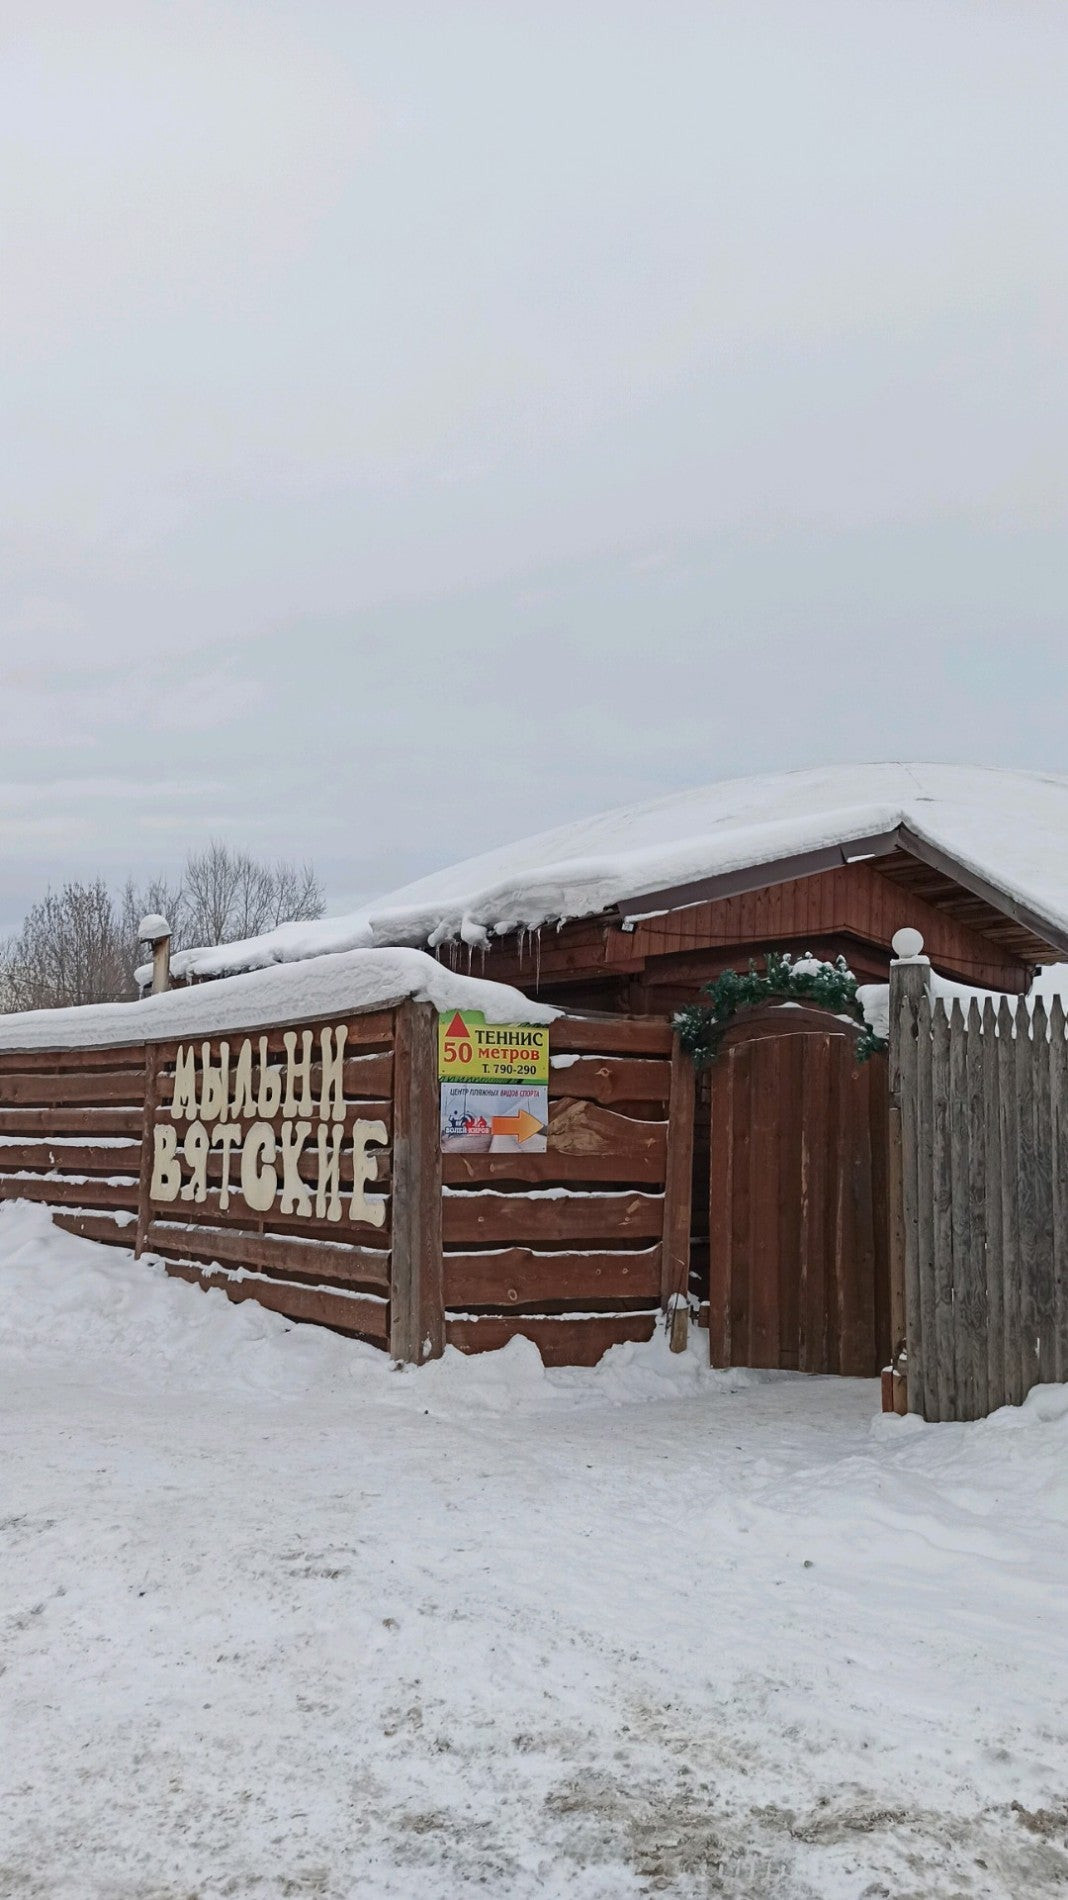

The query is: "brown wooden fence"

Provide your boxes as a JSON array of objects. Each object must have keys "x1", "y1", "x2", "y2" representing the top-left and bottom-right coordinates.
[
  {"x1": 442, "y1": 1015, "x2": 694, "y2": 1365},
  {"x1": 891, "y1": 961, "x2": 1068, "y2": 1420},
  {"x1": 0, "y1": 1040, "x2": 146, "y2": 1249},
  {"x1": 0, "y1": 997, "x2": 694, "y2": 1368}
]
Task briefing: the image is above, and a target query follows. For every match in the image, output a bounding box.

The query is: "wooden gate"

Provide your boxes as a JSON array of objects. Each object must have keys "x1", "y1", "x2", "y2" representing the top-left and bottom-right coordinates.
[{"x1": 707, "y1": 1006, "x2": 889, "y2": 1375}]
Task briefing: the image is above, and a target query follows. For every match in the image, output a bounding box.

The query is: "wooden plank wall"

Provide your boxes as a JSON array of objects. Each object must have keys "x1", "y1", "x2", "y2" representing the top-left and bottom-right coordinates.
[
  {"x1": 145, "y1": 1010, "x2": 395, "y2": 1345},
  {"x1": 895, "y1": 982, "x2": 1068, "y2": 1420},
  {"x1": 440, "y1": 1017, "x2": 694, "y2": 1365},
  {"x1": 0, "y1": 1042, "x2": 147, "y2": 1248},
  {"x1": 0, "y1": 1005, "x2": 695, "y2": 1371}
]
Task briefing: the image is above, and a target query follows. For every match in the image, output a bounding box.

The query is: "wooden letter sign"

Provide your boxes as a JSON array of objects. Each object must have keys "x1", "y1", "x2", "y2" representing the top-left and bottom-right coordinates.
[{"x1": 149, "y1": 1025, "x2": 389, "y2": 1228}]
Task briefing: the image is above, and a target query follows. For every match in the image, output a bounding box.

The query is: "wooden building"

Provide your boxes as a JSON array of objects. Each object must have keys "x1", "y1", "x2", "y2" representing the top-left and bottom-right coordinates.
[
  {"x1": 419, "y1": 799, "x2": 1068, "y2": 1380},
  {"x1": 12, "y1": 767, "x2": 1068, "y2": 1382}
]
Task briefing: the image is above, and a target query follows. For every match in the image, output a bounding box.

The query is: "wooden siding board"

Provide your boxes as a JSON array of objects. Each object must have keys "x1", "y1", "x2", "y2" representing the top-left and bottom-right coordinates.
[
  {"x1": 145, "y1": 1219, "x2": 390, "y2": 1288},
  {"x1": 1013, "y1": 1002, "x2": 1034, "y2": 1400},
  {"x1": 164, "y1": 1261, "x2": 388, "y2": 1339},
  {"x1": 707, "y1": 1057, "x2": 732, "y2": 1366},
  {"x1": 748, "y1": 1040, "x2": 783, "y2": 1368},
  {"x1": 931, "y1": 1002, "x2": 956, "y2": 1418},
  {"x1": 441, "y1": 1191, "x2": 663, "y2": 1247},
  {"x1": 548, "y1": 1059, "x2": 673, "y2": 1106},
  {"x1": 962, "y1": 1000, "x2": 989, "y2": 1419},
  {"x1": 915, "y1": 996, "x2": 939, "y2": 1421},
  {"x1": 550, "y1": 1018, "x2": 673, "y2": 1057},
  {"x1": 0, "y1": 1142, "x2": 141, "y2": 1173},
  {"x1": 799, "y1": 1035, "x2": 830, "y2": 1375},
  {"x1": 0, "y1": 1177, "x2": 140, "y2": 1212},
  {"x1": 981, "y1": 999, "x2": 1005, "y2": 1409},
  {"x1": 0, "y1": 1108, "x2": 145, "y2": 1138},
  {"x1": 544, "y1": 1098, "x2": 668, "y2": 1170},
  {"x1": 443, "y1": 1147, "x2": 666, "y2": 1187},
  {"x1": 869, "y1": 1058, "x2": 891, "y2": 1368},
  {"x1": 444, "y1": 1248, "x2": 661, "y2": 1306},
  {"x1": 776, "y1": 1035, "x2": 803, "y2": 1370},
  {"x1": 841, "y1": 1059, "x2": 877, "y2": 1377},
  {"x1": 1051, "y1": 998, "x2": 1068, "y2": 1383},
  {"x1": 1030, "y1": 1000, "x2": 1056, "y2": 1385},
  {"x1": 997, "y1": 998, "x2": 1023, "y2": 1408},
  {"x1": 445, "y1": 1313, "x2": 656, "y2": 1366},
  {"x1": 0, "y1": 1070, "x2": 147, "y2": 1106},
  {"x1": 897, "y1": 995, "x2": 923, "y2": 1414},
  {"x1": 728, "y1": 1047, "x2": 753, "y2": 1365}
]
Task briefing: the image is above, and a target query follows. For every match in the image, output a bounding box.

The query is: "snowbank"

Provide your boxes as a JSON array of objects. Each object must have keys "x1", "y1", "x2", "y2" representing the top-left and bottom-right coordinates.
[
  {"x1": 0, "y1": 1200, "x2": 362, "y2": 1393},
  {"x1": 0, "y1": 1201, "x2": 729, "y2": 1410},
  {"x1": 0, "y1": 945, "x2": 556, "y2": 1052},
  {"x1": 156, "y1": 763, "x2": 1068, "y2": 980}
]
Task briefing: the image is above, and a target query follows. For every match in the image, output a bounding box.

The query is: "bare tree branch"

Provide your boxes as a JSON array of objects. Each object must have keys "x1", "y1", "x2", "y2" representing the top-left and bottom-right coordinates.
[{"x1": 0, "y1": 847, "x2": 327, "y2": 1012}]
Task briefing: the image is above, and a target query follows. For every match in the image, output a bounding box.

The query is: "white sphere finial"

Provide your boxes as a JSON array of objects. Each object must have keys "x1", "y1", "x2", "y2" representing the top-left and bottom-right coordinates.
[{"x1": 892, "y1": 926, "x2": 925, "y2": 960}]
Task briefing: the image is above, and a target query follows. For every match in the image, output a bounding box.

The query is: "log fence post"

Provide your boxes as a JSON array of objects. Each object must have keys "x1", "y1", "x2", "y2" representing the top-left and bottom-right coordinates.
[
  {"x1": 888, "y1": 930, "x2": 931, "y2": 1416},
  {"x1": 389, "y1": 1000, "x2": 444, "y2": 1364},
  {"x1": 662, "y1": 1033, "x2": 696, "y2": 1350}
]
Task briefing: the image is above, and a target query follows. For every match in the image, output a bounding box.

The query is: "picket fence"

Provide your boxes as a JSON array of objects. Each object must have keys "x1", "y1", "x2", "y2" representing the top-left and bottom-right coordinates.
[{"x1": 890, "y1": 960, "x2": 1068, "y2": 1421}]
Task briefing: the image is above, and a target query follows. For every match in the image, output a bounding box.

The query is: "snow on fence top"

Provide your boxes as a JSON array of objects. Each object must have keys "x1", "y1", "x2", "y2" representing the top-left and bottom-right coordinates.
[
  {"x1": 150, "y1": 763, "x2": 1068, "y2": 986},
  {"x1": 0, "y1": 947, "x2": 557, "y2": 1052}
]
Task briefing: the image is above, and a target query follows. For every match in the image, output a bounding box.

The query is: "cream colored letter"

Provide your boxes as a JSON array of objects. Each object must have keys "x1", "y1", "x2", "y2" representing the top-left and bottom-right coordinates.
[
  {"x1": 283, "y1": 1029, "x2": 314, "y2": 1119},
  {"x1": 241, "y1": 1122, "x2": 278, "y2": 1212},
  {"x1": 318, "y1": 1025, "x2": 348, "y2": 1123},
  {"x1": 180, "y1": 1121, "x2": 210, "y2": 1203},
  {"x1": 199, "y1": 1040, "x2": 230, "y2": 1124},
  {"x1": 170, "y1": 1045, "x2": 198, "y2": 1120},
  {"x1": 213, "y1": 1122, "x2": 242, "y2": 1210},
  {"x1": 257, "y1": 1038, "x2": 283, "y2": 1118},
  {"x1": 315, "y1": 1123, "x2": 344, "y2": 1222},
  {"x1": 150, "y1": 1124, "x2": 182, "y2": 1202},
  {"x1": 349, "y1": 1118, "x2": 388, "y2": 1228},
  {"x1": 279, "y1": 1120, "x2": 312, "y2": 1217},
  {"x1": 229, "y1": 1039, "x2": 256, "y2": 1119}
]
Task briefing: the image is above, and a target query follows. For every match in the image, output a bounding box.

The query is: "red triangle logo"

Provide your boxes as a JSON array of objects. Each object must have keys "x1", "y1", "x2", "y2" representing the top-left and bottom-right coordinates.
[{"x1": 443, "y1": 1011, "x2": 469, "y2": 1040}]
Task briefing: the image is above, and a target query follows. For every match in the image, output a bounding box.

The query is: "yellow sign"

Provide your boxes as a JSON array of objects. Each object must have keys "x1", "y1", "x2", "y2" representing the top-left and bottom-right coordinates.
[{"x1": 438, "y1": 1010, "x2": 550, "y2": 1084}]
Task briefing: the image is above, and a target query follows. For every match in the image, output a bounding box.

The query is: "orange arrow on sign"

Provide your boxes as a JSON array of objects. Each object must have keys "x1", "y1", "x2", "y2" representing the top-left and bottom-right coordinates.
[{"x1": 490, "y1": 1108, "x2": 544, "y2": 1143}]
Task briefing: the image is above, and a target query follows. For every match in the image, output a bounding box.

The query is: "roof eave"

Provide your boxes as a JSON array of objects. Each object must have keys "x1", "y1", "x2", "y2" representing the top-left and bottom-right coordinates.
[{"x1": 609, "y1": 825, "x2": 1068, "y2": 963}]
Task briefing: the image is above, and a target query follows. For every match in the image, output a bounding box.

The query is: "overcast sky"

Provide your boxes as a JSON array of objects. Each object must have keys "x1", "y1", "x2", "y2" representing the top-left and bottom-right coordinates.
[{"x1": 1, "y1": 0, "x2": 1065, "y2": 932}]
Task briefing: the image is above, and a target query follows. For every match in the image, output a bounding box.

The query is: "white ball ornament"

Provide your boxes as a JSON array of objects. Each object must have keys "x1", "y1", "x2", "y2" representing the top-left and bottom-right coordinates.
[{"x1": 891, "y1": 927, "x2": 925, "y2": 960}]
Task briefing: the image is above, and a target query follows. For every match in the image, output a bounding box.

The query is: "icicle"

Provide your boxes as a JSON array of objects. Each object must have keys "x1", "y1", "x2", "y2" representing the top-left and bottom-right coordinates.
[{"x1": 534, "y1": 925, "x2": 542, "y2": 990}]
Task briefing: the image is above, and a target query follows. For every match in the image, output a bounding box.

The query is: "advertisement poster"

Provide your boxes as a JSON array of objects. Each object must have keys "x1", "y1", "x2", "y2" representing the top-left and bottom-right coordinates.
[{"x1": 438, "y1": 1011, "x2": 549, "y2": 1152}]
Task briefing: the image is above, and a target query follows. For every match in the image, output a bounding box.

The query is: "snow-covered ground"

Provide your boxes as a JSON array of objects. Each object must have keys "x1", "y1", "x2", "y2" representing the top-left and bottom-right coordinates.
[{"x1": 3, "y1": 1204, "x2": 1068, "y2": 1899}]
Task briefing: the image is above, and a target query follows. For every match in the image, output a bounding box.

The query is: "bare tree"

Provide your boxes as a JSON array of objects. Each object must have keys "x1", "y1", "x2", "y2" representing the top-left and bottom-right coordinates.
[
  {"x1": 0, "y1": 880, "x2": 130, "y2": 1011},
  {"x1": 0, "y1": 847, "x2": 326, "y2": 1014},
  {"x1": 170, "y1": 842, "x2": 324, "y2": 949}
]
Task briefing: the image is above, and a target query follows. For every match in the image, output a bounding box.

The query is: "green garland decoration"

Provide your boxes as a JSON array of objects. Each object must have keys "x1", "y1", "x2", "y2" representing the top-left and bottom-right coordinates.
[{"x1": 674, "y1": 950, "x2": 887, "y2": 1067}]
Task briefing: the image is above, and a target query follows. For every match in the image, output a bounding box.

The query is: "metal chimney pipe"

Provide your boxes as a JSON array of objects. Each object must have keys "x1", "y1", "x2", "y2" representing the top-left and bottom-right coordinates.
[{"x1": 138, "y1": 915, "x2": 172, "y2": 996}]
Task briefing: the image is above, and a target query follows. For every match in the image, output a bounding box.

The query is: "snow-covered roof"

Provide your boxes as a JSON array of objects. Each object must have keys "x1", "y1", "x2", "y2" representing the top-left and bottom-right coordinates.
[
  {"x1": 160, "y1": 763, "x2": 1068, "y2": 984},
  {"x1": 0, "y1": 947, "x2": 556, "y2": 1052}
]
